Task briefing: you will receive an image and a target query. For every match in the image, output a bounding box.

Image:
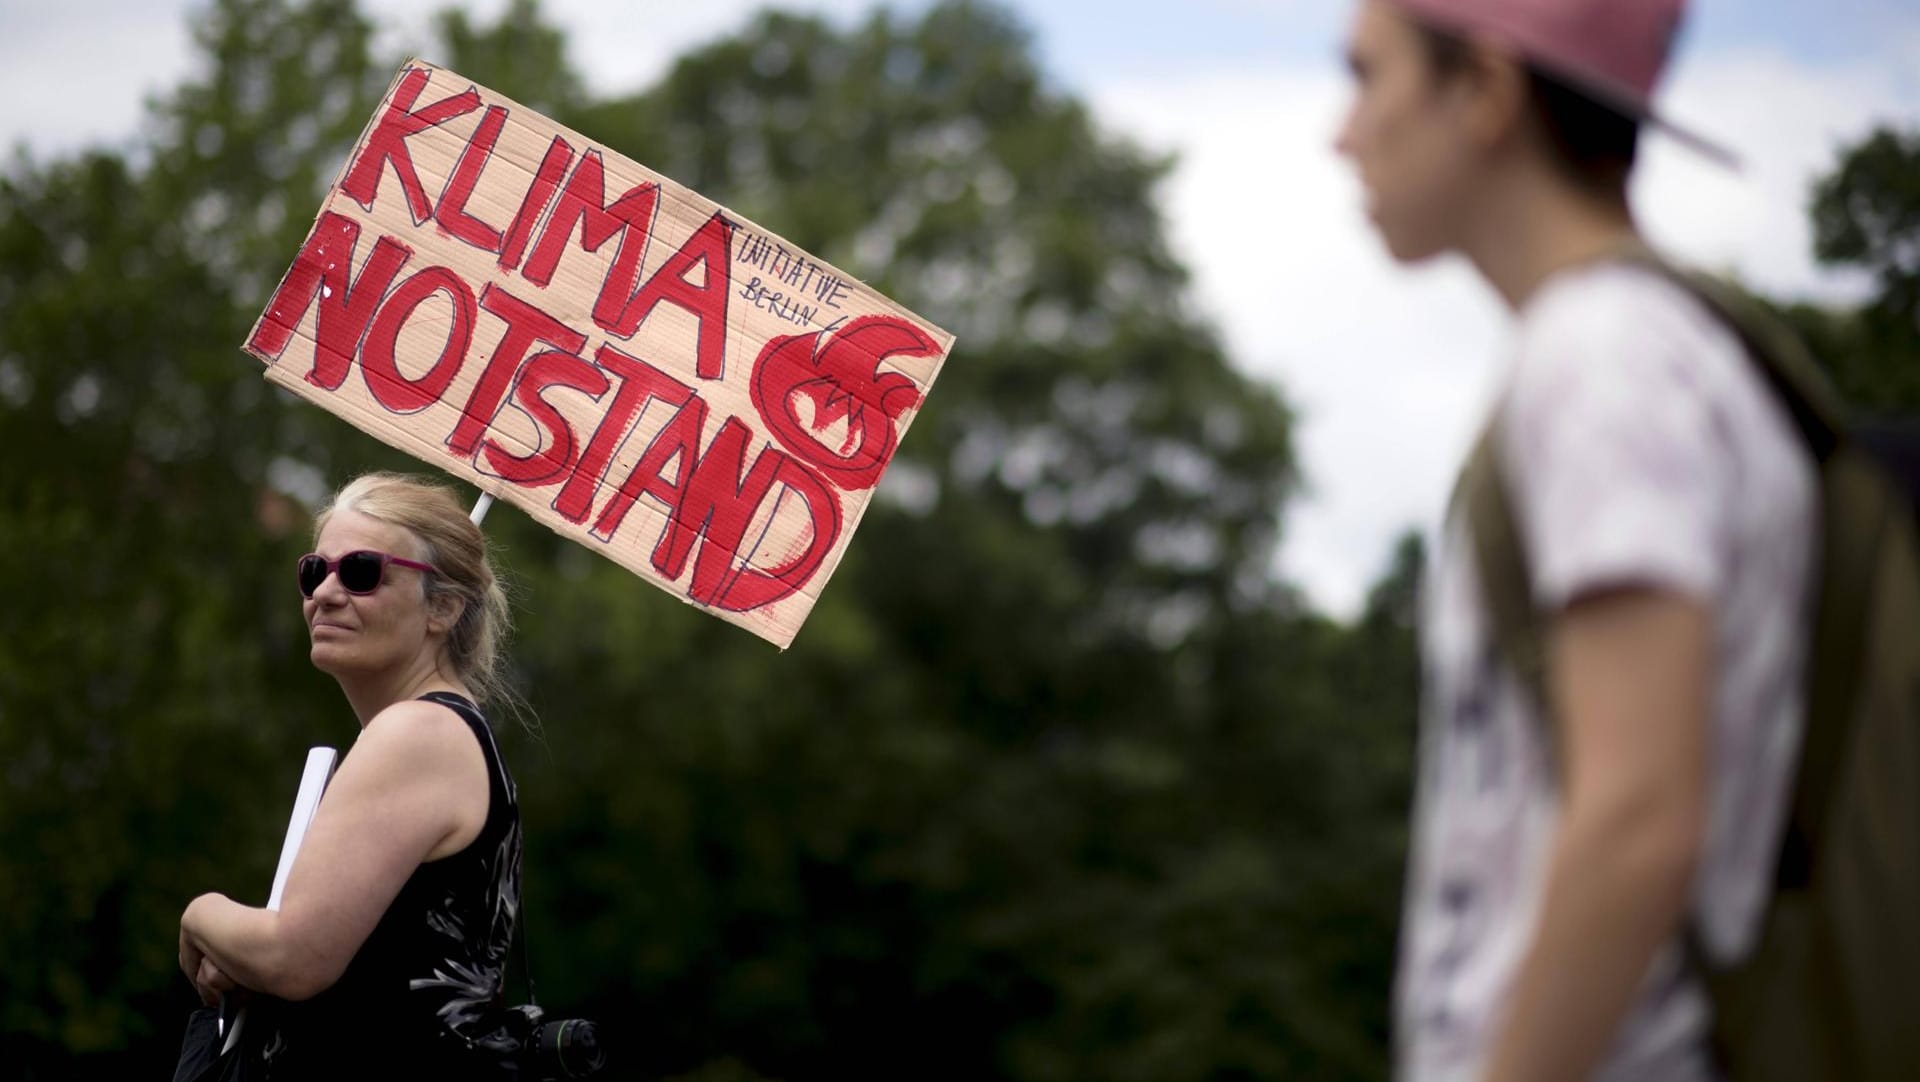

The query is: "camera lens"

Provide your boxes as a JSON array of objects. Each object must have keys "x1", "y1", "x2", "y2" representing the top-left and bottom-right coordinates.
[{"x1": 536, "y1": 1018, "x2": 605, "y2": 1078}]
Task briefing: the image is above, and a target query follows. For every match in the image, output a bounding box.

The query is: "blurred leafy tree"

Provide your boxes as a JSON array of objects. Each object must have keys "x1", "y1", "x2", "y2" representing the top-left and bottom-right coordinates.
[
  {"x1": 1775, "y1": 126, "x2": 1920, "y2": 414},
  {"x1": 1813, "y1": 129, "x2": 1920, "y2": 327},
  {"x1": 480, "y1": 5, "x2": 1409, "y2": 1080},
  {"x1": 0, "y1": 3, "x2": 1428, "y2": 1081},
  {"x1": 0, "y1": 2, "x2": 394, "y2": 1073}
]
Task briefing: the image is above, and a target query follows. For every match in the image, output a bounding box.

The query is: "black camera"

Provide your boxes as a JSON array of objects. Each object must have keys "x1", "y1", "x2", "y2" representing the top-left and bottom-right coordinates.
[
  {"x1": 531, "y1": 1015, "x2": 604, "y2": 1079},
  {"x1": 505, "y1": 1004, "x2": 605, "y2": 1080}
]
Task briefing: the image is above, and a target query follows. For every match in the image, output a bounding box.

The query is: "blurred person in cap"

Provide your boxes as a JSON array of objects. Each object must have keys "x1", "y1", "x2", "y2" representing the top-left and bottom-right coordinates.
[{"x1": 1334, "y1": 1, "x2": 1812, "y2": 1080}]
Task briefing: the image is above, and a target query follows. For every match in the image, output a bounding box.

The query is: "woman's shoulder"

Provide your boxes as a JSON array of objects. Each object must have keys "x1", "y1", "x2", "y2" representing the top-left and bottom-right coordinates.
[
  {"x1": 356, "y1": 696, "x2": 487, "y2": 775},
  {"x1": 374, "y1": 693, "x2": 515, "y2": 809}
]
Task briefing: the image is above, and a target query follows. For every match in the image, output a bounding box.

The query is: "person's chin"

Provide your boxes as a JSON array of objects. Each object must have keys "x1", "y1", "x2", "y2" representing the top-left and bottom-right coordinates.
[
  {"x1": 1380, "y1": 237, "x2": 1448, "y2": 268},
  {"x1": 1373, "y1": 221, "x2": 1438, "y2": 264},
  {"x1": 1367, "y1": 207, "x2": 1449, "y2": 265},
  {"x1": 308, "y1": 636, "x2": 356, "y2": 673}
]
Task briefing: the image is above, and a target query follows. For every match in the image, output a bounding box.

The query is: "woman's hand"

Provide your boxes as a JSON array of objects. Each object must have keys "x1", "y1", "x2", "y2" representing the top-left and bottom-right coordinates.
[
  {"x1": 180, "y1": 892, "x2": 237, "y2": 1006},
  {"x1": 194, "y1": 957, "x2": 244, "y2": 1007}
]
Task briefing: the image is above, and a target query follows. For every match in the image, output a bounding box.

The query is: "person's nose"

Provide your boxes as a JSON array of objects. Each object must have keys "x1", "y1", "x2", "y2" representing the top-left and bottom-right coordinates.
[
  {"x1": 309, "y1": 565, "x2": 351, "y2": 605},
  {"x1": 1333, "y1": 101, "x2": 1360, "y2": 160}
]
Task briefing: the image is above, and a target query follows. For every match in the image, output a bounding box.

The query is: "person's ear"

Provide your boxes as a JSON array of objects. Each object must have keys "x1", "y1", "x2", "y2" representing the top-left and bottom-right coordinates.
[
  {"x1": 426, "y1": 592, "x2": 466, "y2": 638},
  {"x1": 1457, "y1": 39, "x2": 1531, "y2": 153}
]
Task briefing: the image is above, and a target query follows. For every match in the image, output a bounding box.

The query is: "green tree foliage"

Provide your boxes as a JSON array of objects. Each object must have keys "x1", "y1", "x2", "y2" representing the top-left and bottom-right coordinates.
[
  {"x1": 1775, "y1": 126, "x2": 1920, "y2": 415},
  {"x1": 0, "y1": 2, "x2": 395, "y2": 1066},
  {"x1": 1813, "y1": 129, "x2": 1920, "y2": 324},
  {"x1": 0, "y1": 2, "x2": 1421, "y2": 1079}
]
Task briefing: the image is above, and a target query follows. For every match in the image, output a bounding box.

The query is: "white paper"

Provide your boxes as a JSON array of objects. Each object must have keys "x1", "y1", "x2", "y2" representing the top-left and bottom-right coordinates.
[
  {"x1": 222, "y1": 745, "x2": 338, "y2": 1055},
  {"x1": 268, "y1": 747, "x2": 339, "y2": 908}
]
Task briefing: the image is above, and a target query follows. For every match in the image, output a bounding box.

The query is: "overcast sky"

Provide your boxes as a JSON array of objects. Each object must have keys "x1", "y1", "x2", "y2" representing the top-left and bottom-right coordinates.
[{"x1": 6, "y1": 0, "x2": 1919, "y2": 615}]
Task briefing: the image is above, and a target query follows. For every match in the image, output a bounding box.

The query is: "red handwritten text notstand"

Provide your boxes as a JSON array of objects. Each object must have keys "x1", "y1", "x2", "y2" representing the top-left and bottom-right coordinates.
[{"x1": 246, "y1": 60, "x2": 956, "y2": 648}]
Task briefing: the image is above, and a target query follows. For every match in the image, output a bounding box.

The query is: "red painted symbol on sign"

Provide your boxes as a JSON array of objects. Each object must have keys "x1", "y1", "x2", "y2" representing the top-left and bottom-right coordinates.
[{"x1": 749, "y1": 315, "x2": 937, "y2": 491}]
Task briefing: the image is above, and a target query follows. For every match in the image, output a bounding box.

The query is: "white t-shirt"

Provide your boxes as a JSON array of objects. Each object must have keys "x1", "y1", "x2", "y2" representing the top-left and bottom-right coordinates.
[{"x1": 1394, "y1": 263, "x2": 1816, "y2": 1082}]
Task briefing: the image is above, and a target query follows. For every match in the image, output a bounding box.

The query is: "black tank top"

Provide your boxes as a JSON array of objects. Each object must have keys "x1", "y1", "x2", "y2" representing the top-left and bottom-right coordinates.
[{"x1": 269, "y1": 692, "x2": 524, "y2": 1078}]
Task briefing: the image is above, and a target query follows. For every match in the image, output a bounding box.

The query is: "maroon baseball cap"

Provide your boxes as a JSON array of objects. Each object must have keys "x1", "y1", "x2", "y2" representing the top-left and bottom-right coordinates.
[{"x1": 1387, "y1": 0, "x2": 1739, "y2": 168}]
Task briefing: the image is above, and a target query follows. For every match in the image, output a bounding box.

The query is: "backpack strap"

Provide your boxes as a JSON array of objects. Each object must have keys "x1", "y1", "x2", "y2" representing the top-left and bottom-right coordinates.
[
  {"x1": 1456, "y1": 419, "x2": 1556, "y2": 766},
  {"x1": 1601, "y1": 241, "x2": 1845, "y2": 461}
]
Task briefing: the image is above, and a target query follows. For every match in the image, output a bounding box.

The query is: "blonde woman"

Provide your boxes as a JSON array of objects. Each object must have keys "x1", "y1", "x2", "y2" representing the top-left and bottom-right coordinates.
[{"x1": 179, "y1": 473, "x2": 527, "y2": 1076}]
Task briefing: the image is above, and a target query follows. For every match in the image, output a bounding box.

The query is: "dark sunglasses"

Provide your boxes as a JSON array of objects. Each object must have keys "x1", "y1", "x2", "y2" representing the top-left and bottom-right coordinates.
[{"x1": 297, "y1": 550, "x2": 439, "y2": 598}]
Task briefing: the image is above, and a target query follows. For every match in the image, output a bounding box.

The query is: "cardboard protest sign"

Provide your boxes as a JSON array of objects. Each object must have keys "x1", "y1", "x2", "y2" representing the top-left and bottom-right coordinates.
[{"x1": 245, "y1": 61, "x2": 954, "y2": 648}]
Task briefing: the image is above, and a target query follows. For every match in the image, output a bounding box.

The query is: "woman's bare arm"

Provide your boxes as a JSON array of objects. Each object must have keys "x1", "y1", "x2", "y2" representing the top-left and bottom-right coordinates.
[{"x1": 179, "y1": 699, "x2": 489, "y2": 1001}]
